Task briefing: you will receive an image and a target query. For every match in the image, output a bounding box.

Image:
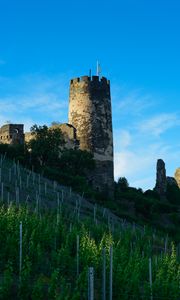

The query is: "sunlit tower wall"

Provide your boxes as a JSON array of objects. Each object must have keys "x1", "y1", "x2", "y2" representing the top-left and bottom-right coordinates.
[{"x1": 68, "y1": 75, "x2": 114, "y2": 196}]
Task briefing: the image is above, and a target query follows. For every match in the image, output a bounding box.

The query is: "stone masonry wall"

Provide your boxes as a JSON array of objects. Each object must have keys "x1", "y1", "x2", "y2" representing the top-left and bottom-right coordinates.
[
  {"x1": 68, "y1": 75, "x2": 114, "y2": 195},
  {"x1": 0, "y1": 124, "x2": 24, "y2": 145},
  {"x1": 175, "y1": 168, "x2": 180, "y2": 188},
  {"x1": 51, "y1": 123, "x2": 79, "y2": 150}
]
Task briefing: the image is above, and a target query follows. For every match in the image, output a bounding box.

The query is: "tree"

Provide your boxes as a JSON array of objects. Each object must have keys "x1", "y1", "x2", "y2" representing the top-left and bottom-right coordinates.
[
  {"x1": 166, "y1": 183, "x2": 180, "y2": 205},
  {"x1": 59, "y1": 149, "x2": 95, "y2": 177},
  {"x1": 27, "y1": 125, "x2": 64, "y2": 167},
  {"x1": 117, "y1": 177, "x2": 129, "y2": 191}
]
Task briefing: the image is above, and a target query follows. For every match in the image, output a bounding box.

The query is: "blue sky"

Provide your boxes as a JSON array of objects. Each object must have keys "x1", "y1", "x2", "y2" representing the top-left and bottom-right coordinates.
[{"x1": 0, "y1": 0, "x2": 180, "y2": 190}]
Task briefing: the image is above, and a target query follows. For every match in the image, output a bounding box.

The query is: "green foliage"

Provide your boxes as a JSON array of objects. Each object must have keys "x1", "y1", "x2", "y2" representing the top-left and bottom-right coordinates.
[
  {"x1": 144, "y1": 189, "x2": 160, "y2": 199},
  {"x1": 166, "y1": 183, "x2": 180, "y2": 205},
  {"x1": 28, "y1": 124, "x2": 64, "y2": 167},
  {"x1": 0, "y1": 126, "x2": 95, "y2": 196},
  {"x1": 32, "y1": 274, "x2": 47, "y2": 300},
  {"x1": 0, "y1": 261, "x2": 14, "y2": 299},
  {"x1": 0, "y1": 124, "x2": 180, "y2": 249},
  {"x1": 113, "y1": 179, "x2": 180, "y2": 239},
  {"x1": 59, "y1": 149, "x2": 95, "y2": 177},
  {"x1": 0, "y1": 143, "x2": 28, "y2": 165},
  {"x1": 117, "y1": 177, "x2": 129, "y2": 191},
  {"x1": 0, "y1": 204, "x2": 180, "y2": 299}
]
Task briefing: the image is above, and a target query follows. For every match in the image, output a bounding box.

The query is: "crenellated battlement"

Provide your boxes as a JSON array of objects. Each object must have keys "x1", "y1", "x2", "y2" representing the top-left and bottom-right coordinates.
[{"x1": 70, "y1": 75, "x2": 110, "y2": 85}]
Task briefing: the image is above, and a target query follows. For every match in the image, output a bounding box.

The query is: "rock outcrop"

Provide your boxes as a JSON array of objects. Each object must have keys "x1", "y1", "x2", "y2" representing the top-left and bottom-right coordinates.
[
  {"x1": 155, "y1": 159, "x2": 167, "y2": 197},
  {"x1": 166, "y1": 176, "x2": 178, "y2": 187}
]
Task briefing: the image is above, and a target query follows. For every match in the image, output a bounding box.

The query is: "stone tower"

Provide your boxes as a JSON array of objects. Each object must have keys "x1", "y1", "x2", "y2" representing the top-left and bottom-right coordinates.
[{"x1": 68, "y1": 75, "x2": 114, "y2": 196}]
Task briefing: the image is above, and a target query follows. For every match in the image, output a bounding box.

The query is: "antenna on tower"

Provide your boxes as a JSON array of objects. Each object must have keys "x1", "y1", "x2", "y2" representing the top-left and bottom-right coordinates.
[{"x1": 96, "y1": 61, "x2": 101, "y2": 77}]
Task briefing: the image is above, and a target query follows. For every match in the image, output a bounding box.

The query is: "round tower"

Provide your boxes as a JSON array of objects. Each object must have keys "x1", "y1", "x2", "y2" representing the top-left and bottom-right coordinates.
[{"x1": 68, "y1": 75, "x2": 114, "y2": 196}]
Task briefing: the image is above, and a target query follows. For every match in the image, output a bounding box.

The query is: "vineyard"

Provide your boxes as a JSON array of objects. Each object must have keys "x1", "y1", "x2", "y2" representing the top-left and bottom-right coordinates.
[{"x1": 0, "y1": 156, "x2": 180, "y2": 299}]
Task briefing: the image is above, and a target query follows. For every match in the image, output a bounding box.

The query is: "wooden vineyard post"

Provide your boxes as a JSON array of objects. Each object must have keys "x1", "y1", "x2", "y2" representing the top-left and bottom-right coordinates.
[
  {"x1": 77, "y1": 202, "x2": 80, "y2": 222},
  {"x1": 38, "y1": 176, "x2": 41, "y2": 195},
  {"x1": 19, "y1": 222, "x2": 22, "y2": 281},
  {"x1": 14, "y1": 163, "x2": 16, "y2": 176},
  {"x1": 7, "y1": 191, "x2": 10, "y2": 206},
  {"x1": 9, "y1": 168, "x2": 12, "y2": 182},
  {"x1": 109, "y1": 246, "x2": 113, "y2": 300},
  {"x1": 36, "y1": 193, "x2": 39, "y2": 215},
  {"x1": 26, "y1": 174, "x2": 29, "y2": 188},
  {"x1": 102, "y1": 248, "x2": 106, "y2": 300},
  {"x1": 94, "y1": 204, "x2": 96, "y2": 223},
  {"x1": 19, "y1": 176, "x2": 22, "y2": 189},
  {"x1": 44, "y1": 182, "x2": 47, "y2": 195},
  {"x1": 77, "y1": 235, "x2": 80, "y2": 277},
  {"x1": 53, "y1": 181, "x2": 56, "y2": 192},
  {"x1": 57, "y1": 193, "x2": 60, "y2": 225},
  {"x1": 164, "y1": 235, "x2": 168, "y2": 254},
  {"x1": 103, "y1": 208, "x2": 106, "y2": 218},
  {"x1": 33, "y1": 172, "x2": 35, "y2": 185},
  {"x1": 1, "y1": 182, "x2": 3, "y2": 202},
  {"x1": 75, "y1": 199, "x2": 78, "y2": 214},
  {"x1": 88, "y1": 267, "x2": 94, "y2": 300},
  {"x1": 149, "y1": 257, "x2": 153, "y2": 300},
  {"x1": 16, "y1": 187, "x2": 19, "y2": 206}
]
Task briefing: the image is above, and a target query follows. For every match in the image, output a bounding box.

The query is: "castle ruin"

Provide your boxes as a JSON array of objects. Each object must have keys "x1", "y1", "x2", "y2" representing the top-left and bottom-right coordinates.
[
  {"x1": 69, "y1": 75, "x2": 114, "y2": 194},
  {"x1": 0, "y1": 124, "x2": 24, "y2": 145},
  {"x1": 175, "y1": 168, "x2": 180, "y2": 188},
  {"x1": 0, "y1": 74, "x2": 114, "y2": 196}
]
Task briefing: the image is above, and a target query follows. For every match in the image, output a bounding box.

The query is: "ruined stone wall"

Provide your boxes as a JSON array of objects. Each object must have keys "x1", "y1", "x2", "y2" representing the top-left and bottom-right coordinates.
[
  {"x1": 175, "y1": 168, "x2": 180, "y2": 188},
  {"x1": 0, "y1": 124, "x2": 24, "y2": 145},
  {"x1": 68, "y1": 75, "x2": 114, "y2": 195},
  {"x1": 51, "y1": 123, "x2": 79, "y2": 150},
  {"x1": 24, "y1": 132, "x2": 34, "y2": 143},
  {"x1": 25, "y1": 123, "x2": 79, "y2": 150}
]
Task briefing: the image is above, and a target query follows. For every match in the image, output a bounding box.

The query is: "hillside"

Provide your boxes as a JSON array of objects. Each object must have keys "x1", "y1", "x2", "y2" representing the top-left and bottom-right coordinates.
[
  {"x1": 0, "y1": 155, "x2": 180, "y2": 299},
  {"x1": 1, "y1": 125, "x2": 180, "y2": 243},
  {"x1": 0, "y1": 202, "x2": 180, "y2": 299},
  {"x1": 0, "y1": 154, "x2": 135, "y2": 230},
  {"x1": 105, "y1": 179, "x2": 180, "y2": 242}
]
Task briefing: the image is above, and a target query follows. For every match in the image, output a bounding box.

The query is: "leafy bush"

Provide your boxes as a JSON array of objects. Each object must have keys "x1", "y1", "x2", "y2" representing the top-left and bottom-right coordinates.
[{"x1": 0, "y1": 204, "x2": 180, "y2": 299}]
